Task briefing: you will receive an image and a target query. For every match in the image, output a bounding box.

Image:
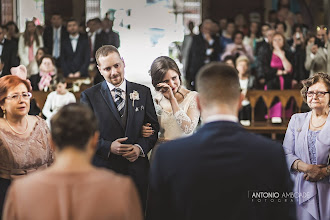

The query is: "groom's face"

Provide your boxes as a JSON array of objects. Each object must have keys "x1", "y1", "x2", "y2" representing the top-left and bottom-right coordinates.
[{"x1": 98, "y1": 52, "x2": 125, "y2": 86}]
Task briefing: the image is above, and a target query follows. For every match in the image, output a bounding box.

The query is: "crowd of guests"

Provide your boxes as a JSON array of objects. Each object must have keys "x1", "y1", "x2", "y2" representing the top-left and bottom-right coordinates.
[
  {"x1": 181, "y1": 3, "x2": 329, "y2": 121},
  {"x1": 0, "y1": 2, "x2": 329, "y2": 219},
  {"x1": 0, "y1": 44, "x2": 328, "y2": 220},
  {"x1": 0, "y1": 13, "x2": 120, "y2": 87}
]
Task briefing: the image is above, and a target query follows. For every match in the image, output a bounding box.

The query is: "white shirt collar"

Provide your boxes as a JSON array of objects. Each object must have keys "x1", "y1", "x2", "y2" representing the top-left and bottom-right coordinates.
[
  {"x1": 107, "y1": 79, "x2": 126, "y2": 92},
  {"x1": 204, "y1": 114, "x2": 238, "y2": 124},
  {"x1": 69, "y1": 34, "x2": 79, "y2": 40}
]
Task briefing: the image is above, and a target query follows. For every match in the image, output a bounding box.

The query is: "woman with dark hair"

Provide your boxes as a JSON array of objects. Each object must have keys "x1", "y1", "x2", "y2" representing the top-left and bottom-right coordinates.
[
  {"x1": 0, "y1": 75, "x2": 53, "y2": 216},
  {"x1": 221, "y1": 31, "x2": 254, "y2": 62},
  {"x1": 26, "y1": 47, "x2": 47, "y2": 77},
  {"x1": 30, "y1": 55, "x2": 57, "y2": 91},
  {"x1": 18, "y1": 21, "x2": 44, "y2": 67},
  {"x1": 283, "y1": 72, "x2": 330, "y2": 220},
  {"x1": 142, "y1": 56, "x2": 200, "y2": 152}
]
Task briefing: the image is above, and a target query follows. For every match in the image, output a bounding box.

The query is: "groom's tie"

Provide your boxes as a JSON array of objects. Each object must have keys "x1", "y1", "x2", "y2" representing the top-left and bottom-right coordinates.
[{"x1": 114, "y1": 88, "x2": 125, "y2": 117}]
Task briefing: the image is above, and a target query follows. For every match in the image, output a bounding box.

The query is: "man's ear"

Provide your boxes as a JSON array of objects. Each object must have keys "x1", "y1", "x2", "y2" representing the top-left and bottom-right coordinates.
[
  {"x1": 90, "y1": 131, "x2": 100, "y2": 151},
  {"x1": 97, "y1": 65, "x2": 101, "y2": 73}
]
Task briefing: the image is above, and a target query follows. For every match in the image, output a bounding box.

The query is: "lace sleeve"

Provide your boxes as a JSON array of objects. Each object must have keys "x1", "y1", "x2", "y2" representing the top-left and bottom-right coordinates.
[{"x1": 173, "y1": 94, "x2": 200, "y2": 134}]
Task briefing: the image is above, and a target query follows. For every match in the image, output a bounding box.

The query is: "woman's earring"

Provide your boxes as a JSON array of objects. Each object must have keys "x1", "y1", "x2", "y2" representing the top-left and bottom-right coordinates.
[{"x1": 3, "y1": 109, "x2": 6, "y2": 119}]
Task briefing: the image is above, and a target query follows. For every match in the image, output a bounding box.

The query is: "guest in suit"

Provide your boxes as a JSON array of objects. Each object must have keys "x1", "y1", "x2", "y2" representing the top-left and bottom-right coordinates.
[
  {"x1": 61, "y1": 19, "x2": 90, "y2": 78},
  {"x1": 43, "y1": 13, "x2": 68, "y2": 68},
  {"x1": 3, "y1": 103, "x2": 143, "y2": 220},
  {"x1": 4, "y1": 21, "x2": 19, "y2": 46},
  {"x1": 88, "y1": 18, "x2": 111, "y2": 85},
  {"x1": 80, "y1": 45, "x2": 159, "y2": 212},
  {"x1": 147, "y1": 63, "x2": 296, "y2": 220},
  {"x1": 186, "y1": 19, "x2": 220, "y2": 90},
  {"x1": 283, "y1": 72, "x2": 330, "y2": 220},
  {"x1": 0, "y1": 26, "x2": 19, "y2": 77},
  {"x1": 18, "y1": 21, "x2": 43, "y2": 67},
  {"x1": 102, "y1": 18, "x2": 120, "y2": 48}
]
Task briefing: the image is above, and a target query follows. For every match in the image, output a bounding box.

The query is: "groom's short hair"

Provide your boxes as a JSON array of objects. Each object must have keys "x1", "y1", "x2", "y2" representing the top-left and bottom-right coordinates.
[
  {"x1": 196, "y1": 62, "x2": 240, "y2": 105},
  {"x1": 95, "y1": 45, "x2": 120, "y2": 65}
]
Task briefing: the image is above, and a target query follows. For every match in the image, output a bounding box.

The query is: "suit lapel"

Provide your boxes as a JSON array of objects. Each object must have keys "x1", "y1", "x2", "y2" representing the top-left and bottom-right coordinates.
[
  {"x1": 125, "y1": 81, "x2": 135, "y2": 135},
  {"x1": 100, "y1": 81, "x2": 124, "y2": 128}
]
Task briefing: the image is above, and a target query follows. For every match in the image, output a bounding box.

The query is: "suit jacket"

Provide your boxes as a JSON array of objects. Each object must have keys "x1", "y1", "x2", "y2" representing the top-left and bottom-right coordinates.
[
  {"x1": 0, "y1": 39, "x2": 19, "y2": 76},
  {"x1": 186, "y1": 34, "x2": 220, "y2": 86},
  {"x1": 61, "y1": 34, "x2": 90, "y2": 77},
  {"x1": 147, "y1": 121, "x2": 296, "y2": 220},
  {"x1": 283, "y1": 112, "x2": 330, "y2": 220},
  {"x1": 42, "y1": 26, "x2": 68, "y2": 56},
  {"x1": 107, "y1": 30, "x2": 120, "y2": 48},
  {"x1": 80, "y1": 80, "x2": 159, "y2": 209}
]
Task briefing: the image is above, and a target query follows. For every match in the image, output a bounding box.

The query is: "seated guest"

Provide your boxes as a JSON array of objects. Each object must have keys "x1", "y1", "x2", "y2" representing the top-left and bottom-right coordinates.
[
  {"x1": 3, "y1": 103, "x2": 142, "y2": 220},
  {"x1": 221, "y1": 30, "x2": 254, "y2": 62},
  {"x1": 26, "y1": 47, "x2": 47, "y2": 78},
  {"x1": 0, "y1": 75, "x2": 53, "y2": 216},
  {"x1": 283, "y1": 72, "x2": 330, "y2": 220},
  {"x1": 42, "y1": 76, "x2": 76, "y2": 127},
  {"x1": 30, "y1": 55, "x2": 56, "y2": 92},
  {"x1": 61, "y1": 18, "x2": 90, "y2": 78},
  {"x1": 147, "y1": 63, "x2": 296, "y2": 220},
  {"x1": 236, "y1": 55, "x2": 255, "y2": 121}
]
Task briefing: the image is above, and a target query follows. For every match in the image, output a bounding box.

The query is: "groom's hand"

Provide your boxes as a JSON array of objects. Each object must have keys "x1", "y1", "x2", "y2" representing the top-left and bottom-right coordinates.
[
  {"x1": 110, "y1": 137, "x2": 133, "y2": 155},
  {"x1": 122, "y1": 145, "x2": 141, "y2": 162}
]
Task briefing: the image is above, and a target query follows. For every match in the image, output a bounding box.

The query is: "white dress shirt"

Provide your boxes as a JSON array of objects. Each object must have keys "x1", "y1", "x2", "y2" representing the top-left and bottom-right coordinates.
[{"x1": 69, "y1": 34, "x2": 79, "y2": 53}]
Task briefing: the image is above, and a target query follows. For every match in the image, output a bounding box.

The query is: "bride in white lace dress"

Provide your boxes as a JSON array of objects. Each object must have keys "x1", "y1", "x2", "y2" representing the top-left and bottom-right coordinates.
[{"x1": 142, "y1": 56, "x2": 200, "y2": 156}]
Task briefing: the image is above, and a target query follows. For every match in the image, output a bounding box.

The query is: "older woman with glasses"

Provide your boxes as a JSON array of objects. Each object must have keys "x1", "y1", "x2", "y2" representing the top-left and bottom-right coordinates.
[
  {"x1": 283, "y1": 72, "x2": 330, "y2": 220},
  {"x1": 0, "y1": 75, "x2": 53, "y2": 216}
]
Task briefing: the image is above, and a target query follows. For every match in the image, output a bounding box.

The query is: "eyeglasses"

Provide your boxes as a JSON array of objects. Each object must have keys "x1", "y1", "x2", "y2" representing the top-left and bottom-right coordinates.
[
  {"x1": 306, "y1": 91, "x2": 329, "y2": 97},
  {"x1": 6, "y1": 92, "x2": 32, "y2": 101}
]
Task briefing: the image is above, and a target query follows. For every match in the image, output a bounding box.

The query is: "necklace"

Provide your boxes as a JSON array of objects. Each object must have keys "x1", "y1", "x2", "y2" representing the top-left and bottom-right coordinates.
[
  {"x1": 5, "y1": 116, "x2": 29, "y2": 135},
  {"x1": 310, "y1": 115, "x2": 327, "y2": 128}
]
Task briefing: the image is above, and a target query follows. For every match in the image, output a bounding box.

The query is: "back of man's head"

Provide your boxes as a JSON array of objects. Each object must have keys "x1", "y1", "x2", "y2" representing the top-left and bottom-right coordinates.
[
  {"x1": 50, "y1": 103, "x2": 99, "y2": 150},
  {"x1": 196, "y1": 62, "x2": 240, "y2": 108}
]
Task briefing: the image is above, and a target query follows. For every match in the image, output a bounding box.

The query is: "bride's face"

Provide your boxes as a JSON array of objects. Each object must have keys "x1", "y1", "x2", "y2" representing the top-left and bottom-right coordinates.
[{"x1": 162, "y1": 69, "x2": 181, "y2": 93}]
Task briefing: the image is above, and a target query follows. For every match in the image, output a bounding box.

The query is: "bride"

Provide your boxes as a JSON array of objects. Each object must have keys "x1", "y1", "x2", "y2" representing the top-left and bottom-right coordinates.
[{"x1": 142, "y1": 56, "x2": 200, "y2": 156}]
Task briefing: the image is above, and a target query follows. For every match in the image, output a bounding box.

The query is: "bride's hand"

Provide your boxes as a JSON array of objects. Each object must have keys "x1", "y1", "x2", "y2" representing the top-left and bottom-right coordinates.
[
  {"x1": 141, "y1": 123, "x2": 154, "y2": 138},
  {"x1": 157, "y1": 83, "x2": 174, "y2": 100}
]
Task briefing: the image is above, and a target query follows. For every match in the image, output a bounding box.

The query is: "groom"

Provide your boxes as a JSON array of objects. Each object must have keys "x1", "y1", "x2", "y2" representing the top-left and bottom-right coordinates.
[{"x1": 80, "y1": 45, "x2": 159, "y2": 211}]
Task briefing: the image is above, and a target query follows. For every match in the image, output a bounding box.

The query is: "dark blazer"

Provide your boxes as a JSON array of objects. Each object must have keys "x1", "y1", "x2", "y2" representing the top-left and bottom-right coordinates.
[
  {"x1": 43, "y1": 26, "x2": 68, "y2": 56},
  {"x1": 107, "y1": 30, "x2": 120, "y2": 48},
  {"x1": 186, "y1": 33, "x2": 220, "y2": 88},
  {"x1": 60, "y1": 34, "x2": 90, "y2": 77},
  {"x1": 0, "y1": 39, "x2": 19, "y2": 76},
  {"x1": 80, "y1": 80, "x2": 159, "y2": 210},
  {"x1": 147, "y1": 121, "x2": 296, "y2": 220}
]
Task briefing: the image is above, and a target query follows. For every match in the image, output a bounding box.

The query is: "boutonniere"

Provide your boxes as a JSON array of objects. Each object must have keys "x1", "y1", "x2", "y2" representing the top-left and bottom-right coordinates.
[{"x1": 130, "y1": 90, "x2": 140, "y2": 107}]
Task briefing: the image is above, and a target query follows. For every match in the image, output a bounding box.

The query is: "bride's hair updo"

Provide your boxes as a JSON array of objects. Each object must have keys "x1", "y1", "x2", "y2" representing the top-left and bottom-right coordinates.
[{"x1": 149, "y1": 56, "x2": 182, "y2": 91}]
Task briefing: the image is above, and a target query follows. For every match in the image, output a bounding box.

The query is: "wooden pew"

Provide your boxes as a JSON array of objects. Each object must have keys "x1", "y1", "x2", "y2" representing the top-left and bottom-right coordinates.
[
  {"x1": 244, "y1": 90, "x2": 304, "y2": 140},
  {"x1": 32, "y1": 91, "x2": 81, "y2": 110}
]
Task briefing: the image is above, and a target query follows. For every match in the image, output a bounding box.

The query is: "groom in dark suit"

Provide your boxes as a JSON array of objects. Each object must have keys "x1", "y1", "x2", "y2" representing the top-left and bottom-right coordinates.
[
  {"x1": 147, "y1": 63, "x2": 296, "y2": 220},
  {"x1": 80, "y1": 45, "x2": 159, "y2": 211}
]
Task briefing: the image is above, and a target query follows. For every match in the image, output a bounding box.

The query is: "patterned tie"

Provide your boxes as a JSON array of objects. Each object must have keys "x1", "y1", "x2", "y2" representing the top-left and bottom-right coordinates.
[{"x1": 114, "y1": 88, "x2": 125, "y2": 117}]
